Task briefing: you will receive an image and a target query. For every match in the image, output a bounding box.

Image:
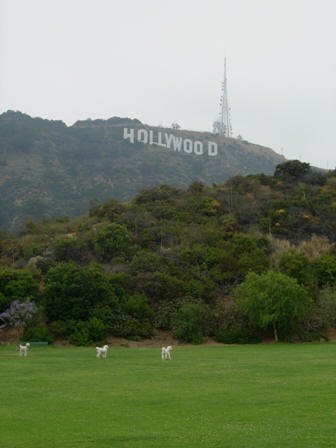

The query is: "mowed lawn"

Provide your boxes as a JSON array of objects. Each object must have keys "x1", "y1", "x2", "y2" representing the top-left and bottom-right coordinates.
[{"x1": 1, "y1": 343, "x2": 336, "y2": 448}]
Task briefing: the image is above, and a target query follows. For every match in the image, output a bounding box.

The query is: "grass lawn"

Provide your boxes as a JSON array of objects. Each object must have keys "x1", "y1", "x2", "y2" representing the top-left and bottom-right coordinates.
[{"x1": 1, "y1": 343, "x2": 336, "y2": 448}]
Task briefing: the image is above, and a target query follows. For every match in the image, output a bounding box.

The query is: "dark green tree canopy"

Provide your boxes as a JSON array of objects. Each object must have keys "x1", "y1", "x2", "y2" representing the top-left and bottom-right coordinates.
[
  {"x1": 93, "y1": 223, "x2": 131, "y2": 261},
  {"x1": 0, "y1": 267, "x2": 38, "y2": 312},
  {"x1": 274, "y1": 160, "x2": 311, "y2": 180},
  {"x1": 42, "y1": 263, "x2": 118, "y2": 321}
]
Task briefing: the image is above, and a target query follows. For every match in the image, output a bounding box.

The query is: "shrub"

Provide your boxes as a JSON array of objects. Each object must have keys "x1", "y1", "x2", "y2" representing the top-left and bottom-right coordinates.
[
  {"x1": 172, "y1": 302, "x2": 208, "y2": 344},
  {"x1": 0, "y1": 267, "x2": 38, "y2": 312},
  {"x1": 279, "y1": 251, "x2": 310, "y2": 285},
  {"x1": 105, "y1": 308, "x2": 129, "y2": 337},
  {"x1": 93, "y1": 223, "x2": 131, "y2": 261},
  {"x1": 312, "y1": 254, "x2": 336, "y2": 287},
  {"x1": 124, "y1": 294, "x2": 154, "y2": 322},
  {"x1": 50, "y1": 320, "x2": 68, "y2": 338},
  {"x1": 316, "y1": 287, "x2": 336, "y2": 326},
  {"x1": 0, "y1": 300, "x2": 39, "y2": 332},
  {"x1": 215, "y1": 326, "x2": 260, "y2": 344},
  {"x1": 87, "y1": 317, "x2": 106, "y2": 342},
  {"x1": 130, "y1": 251, "x2": 174, "y2": 275},
  {"x1": 53, "y1": 237, "x2": 87, "y2": 262},
  {"x1": 121, "y1": 294, "x2": 154, "y2": 339},
  {"x1": 123, "y1": 316, "x2": 153, "y2": 339},
  {"x1": 23, "y1": 243, "x2": 43, "y2": 261},
  {"x1": 43, "y1": 262, "x2": 117, "y2": 321},
  {"x1": 69, "y1": 321, "x2": 92, "y2": 346},
  {"x1": 22, "y1": 325, "x2": 54, "y2": 344},
  {"x1": 154, "y1": 299, "x2": 181, "y2": 330}
]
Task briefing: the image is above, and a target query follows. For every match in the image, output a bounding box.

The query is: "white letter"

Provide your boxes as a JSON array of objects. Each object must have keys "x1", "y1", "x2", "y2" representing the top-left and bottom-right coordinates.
[
  {"x1": 208, "y1": 142, "x2": 218, "y2": 156},
  {"x1": 137, "y1": 129, "x2": 148, "y2": 144},
  {"x1": 123, "y1": 128, "x2": 134, "y2": 144},
  {"x1": 183, "y1": 139, "x2": 193, "y2": 154},
  {"x1": 165, "y1": 133, "x2": 175, "y2": 149},
  {"x1": 157, "y1": 132, "x2": 166, "y2": 147},
  {"x1": 172, "y1": 136, "x2": 182, "y2": 151},
  {"x1": 194, "y1": 141, "x2": 203, "y2": 155}
]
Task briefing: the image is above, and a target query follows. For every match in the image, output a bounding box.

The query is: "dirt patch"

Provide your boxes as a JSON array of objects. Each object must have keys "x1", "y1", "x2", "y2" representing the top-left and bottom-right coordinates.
[
  {"x1": 0, "y1": 328, "x2": 20, "y2": 344},
  {"x1": 327, "y1": 328, "x2": 336, "y2": 341},
  {"x1": 107, "y1": 331, "x2": 179, "y2": 348}
]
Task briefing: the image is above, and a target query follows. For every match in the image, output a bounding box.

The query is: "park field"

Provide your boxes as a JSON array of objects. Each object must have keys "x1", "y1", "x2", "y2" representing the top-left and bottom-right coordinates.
[{"x1": 1, "y1": 343, "x2": 336, "y2": 448}]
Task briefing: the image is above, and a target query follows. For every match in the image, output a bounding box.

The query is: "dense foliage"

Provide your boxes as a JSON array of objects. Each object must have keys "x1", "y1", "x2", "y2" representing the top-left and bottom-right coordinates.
[
  {"x1": 1, "y1": 160, "x2": 336, "y2": 344},
  {"x1": 235, "y1": 271, "x2": 312, "y2": 342}
]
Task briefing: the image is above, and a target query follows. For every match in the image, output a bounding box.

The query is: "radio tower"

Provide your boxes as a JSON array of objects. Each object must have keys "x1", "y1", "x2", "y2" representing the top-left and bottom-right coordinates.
[{"x1": 213, "y1": 57, "x2": 232, "y2": 137}]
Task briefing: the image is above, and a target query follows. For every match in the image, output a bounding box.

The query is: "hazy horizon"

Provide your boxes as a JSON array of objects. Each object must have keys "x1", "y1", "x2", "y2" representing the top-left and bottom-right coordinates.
[{"x1": 1, "y1": 0, "x2": 335, "y2": 169}]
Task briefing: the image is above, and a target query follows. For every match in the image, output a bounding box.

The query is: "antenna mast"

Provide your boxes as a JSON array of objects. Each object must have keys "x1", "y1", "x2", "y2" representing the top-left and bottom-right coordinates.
[{"x1": 213, "y1": 57, "x2": 232, "y2": 137}]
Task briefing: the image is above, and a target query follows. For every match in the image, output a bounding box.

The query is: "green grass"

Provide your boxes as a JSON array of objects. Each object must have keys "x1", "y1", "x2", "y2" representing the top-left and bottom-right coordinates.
[{"x1": 1, "y1": 343, "x2": 336, "y2": 448}]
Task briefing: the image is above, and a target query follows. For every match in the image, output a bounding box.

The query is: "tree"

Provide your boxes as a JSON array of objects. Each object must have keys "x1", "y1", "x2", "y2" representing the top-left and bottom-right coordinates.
[
  {"x1": 0, "y1": 267, "x2": 38, "y2": 312},
  {"x1": 311, "y1": 254, "x2": 336, "y2": 287},
  {"x1": 219, "y1": 234, "x2": 269, "y2": 283},
  {"x1": 274, "y1": 160, "x2": 311, "y2": 180},
  {"x1": 42, "y1": 263, "x2": 117, "y2": 321},
  {"x1": 0, "y1": 300, "x2": 38, "y2": 339},
  {"x1": 279, "y1": 251, "x2": 310, "y2": 285},
  {"x1": 130, "y1": 250, "x2": 173, "y2": 275},
  {"x1": 53, "y1": 237, "x2": 87, "y2": 262},
  {"x1": 93, "y1": 223, "x2": 131, "y2": 261},
  {"x1": 172, "y1": 301, "x2": 209, "y2": 344},
  {"x1": 235, "y1": 271, "x2": 312, "y2": 342}
]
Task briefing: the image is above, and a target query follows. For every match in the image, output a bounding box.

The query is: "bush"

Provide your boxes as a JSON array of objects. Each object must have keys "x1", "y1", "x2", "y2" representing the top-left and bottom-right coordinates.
[
  {"x1": 0, "y1": 267, "x2": 38, "y2": 312},
  {"x1": 93, "y1": 223, "x2": 131, "y2": 261},
  {"x1": 123, "y1": 316, "x2": 153, "y2": 339},
  {"x1": 215, "y1": 326, "x2": 260, "y2": 344},
  {"x1": 105, "y1": 308, "x2": 129, "y2": 337},
  {"x1": 103, "y1": 295, "x2": 154, "y2": 339},
  {"x1": 42, "y1": 262, "x2": 117, "y2": 321},
  {"x1": 122, "y1": 293, "x2": 154, "y2": 339},
  {"x1": 87, "y1": 317, "x2": 106, "y2": 342},
  {"x1": 130, "y1": 251, "x2": 173, "y2": 275},
  {"x1": 50, "y1": 320, "x2": 68, "y2": 338},
  {"x1": 22, "y1": 325, "x2": 54, "y2": 344},
  {"x1": 154, "y1": 299, "x2": 181, "y2": 330},
  {"x1": 312, "y1": 254, "x2": 336, "y2": 287},
  {"x1": 53, "y1": 237, "x2": 87, "y2": 262},
  {"x1": 50, "y1": 318, "x2": 106, "y2": 345},
  {"x1": 172, "y1": 302, "x2": 208, "y2": 344},
  {"x1": 69, "y1": 321, "x2": 92, "y2": 346}
]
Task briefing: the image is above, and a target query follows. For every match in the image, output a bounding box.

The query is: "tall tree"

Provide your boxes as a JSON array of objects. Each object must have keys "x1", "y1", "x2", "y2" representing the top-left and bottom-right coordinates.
[{"x1": 235, "y1": 271, "x2": 312, "y2": 342}]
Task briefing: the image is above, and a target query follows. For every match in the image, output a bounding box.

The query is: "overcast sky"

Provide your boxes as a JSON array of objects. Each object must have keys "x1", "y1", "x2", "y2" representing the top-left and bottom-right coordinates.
[{"x1": 1, "y1": 0, "x2": 335, "y2": 168}]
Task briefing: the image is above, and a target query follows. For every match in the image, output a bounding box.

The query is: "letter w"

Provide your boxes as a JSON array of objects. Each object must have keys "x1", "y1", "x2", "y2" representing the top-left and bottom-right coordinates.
[{"x1": 172, "y1": 136, "x2": 182, "y2": 151}]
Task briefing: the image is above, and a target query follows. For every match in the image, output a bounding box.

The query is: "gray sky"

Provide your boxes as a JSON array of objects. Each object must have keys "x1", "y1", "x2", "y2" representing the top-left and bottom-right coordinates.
[{"x1": 1, "y1": 0, "x2": 335, "y2": 168}]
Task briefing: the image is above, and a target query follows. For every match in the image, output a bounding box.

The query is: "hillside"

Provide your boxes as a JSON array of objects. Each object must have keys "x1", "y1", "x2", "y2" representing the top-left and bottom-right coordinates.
[
  {"x1": 1, "y1": 161, "x2": 336, "y2": 346},
  {"x1": 0, "y1": 111, "x2": 284, "y2": 231}
]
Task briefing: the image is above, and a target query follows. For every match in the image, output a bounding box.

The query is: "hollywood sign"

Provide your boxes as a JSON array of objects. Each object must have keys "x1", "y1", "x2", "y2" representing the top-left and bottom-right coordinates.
[{"x1": 123, "y1": 128, "x2": 218, "y2": 157}]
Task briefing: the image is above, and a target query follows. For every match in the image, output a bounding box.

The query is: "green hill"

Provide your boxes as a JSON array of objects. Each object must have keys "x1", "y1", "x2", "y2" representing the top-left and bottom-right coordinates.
[
  {"x1": 0, "y1": 111, "x2": 284, "y2": 231},
  {"x1": 1, "y1": 161, "x2": 336, "y2": 345}
]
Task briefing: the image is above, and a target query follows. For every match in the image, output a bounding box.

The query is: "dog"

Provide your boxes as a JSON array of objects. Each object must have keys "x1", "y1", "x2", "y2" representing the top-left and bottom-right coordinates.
[
  {"x1": 96, "y1": 345, "x2": 108, "y2": 358},
  {"x1": 161, "y1": 345, "x2": 173, "y2": 360},
  {"x1": 19, "y1": 343, "x2": 30, "y2": 356}
]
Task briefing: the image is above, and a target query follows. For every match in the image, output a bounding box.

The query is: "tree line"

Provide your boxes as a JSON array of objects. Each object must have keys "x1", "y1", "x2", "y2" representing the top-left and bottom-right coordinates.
[{"x1": 1, "y1": 160, "x2": 336, "y2": 345}]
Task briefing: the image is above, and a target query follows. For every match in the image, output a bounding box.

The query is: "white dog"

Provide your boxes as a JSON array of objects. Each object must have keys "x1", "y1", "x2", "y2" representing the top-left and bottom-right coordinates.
[
  {"x1": 19, "y1": 343, "x2": 30, "y2": 356},
  {"x1": 96, "y1": 345, "x2": 108, "y2": 358},
  {"x1": 161, "y1": 345, "x2": 173, "y2": 360}
]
